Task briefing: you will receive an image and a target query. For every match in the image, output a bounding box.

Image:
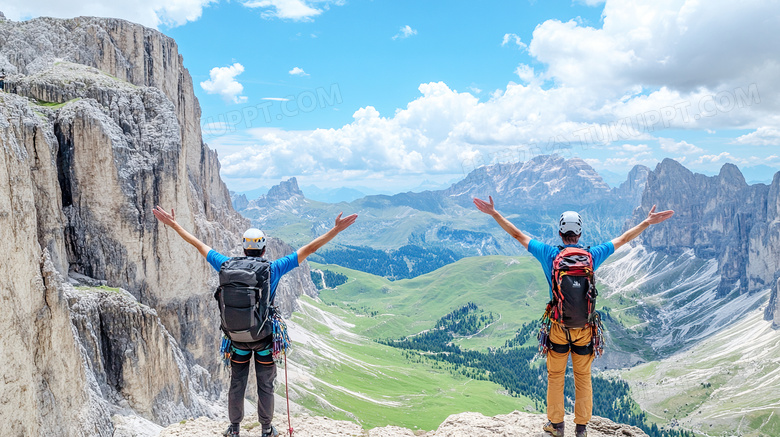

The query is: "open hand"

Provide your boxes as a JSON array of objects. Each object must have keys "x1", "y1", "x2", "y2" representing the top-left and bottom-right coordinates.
[
  {"x1": 152, "y1": 205, "x2": 177, "y2": 227},
  {"x1": 645, "y1": 205, "x2": 674, "y2": 225},
  {"x1": 473, "y1": 196, "x2": 497, "y2": 215},
  {"x1": 334, "y1": 212, "x2": 358, "y2": 233}
]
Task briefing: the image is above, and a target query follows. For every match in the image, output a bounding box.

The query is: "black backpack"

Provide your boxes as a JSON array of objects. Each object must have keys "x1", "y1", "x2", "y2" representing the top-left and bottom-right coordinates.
[
  {"x1": 214, "y1": 257, "x2": 272, "y2": 343},
  {"x1": 550, "y1": 246, "x2": 597, "y2": 329},
  {"x1": 538, "y1": 246, "x2": 604, "y2": 357}
]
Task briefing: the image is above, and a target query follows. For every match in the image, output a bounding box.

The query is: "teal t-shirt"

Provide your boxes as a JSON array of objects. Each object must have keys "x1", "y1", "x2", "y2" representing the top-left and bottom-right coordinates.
[
  {"x1": 207, "y1": 250, "x2": 299, "y2": 354},
  {"x1": 527, "y1": 240, "x2": 615, "y2": 301}
]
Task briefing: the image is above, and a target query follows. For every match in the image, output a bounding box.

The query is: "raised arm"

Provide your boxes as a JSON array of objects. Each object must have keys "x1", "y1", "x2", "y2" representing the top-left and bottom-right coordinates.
[
  {"x1": 473, "y1": 196, "x2": 531, "y2": 249},
  {"x1": 611, "y1": 205, "x2": 674, "y2": 250},
  {"x1": 297, "y1": 212, "x2": 358, "y2": 263},
  {"x1": 152, "y1": 205, "x2": 212, "y2": 258}
]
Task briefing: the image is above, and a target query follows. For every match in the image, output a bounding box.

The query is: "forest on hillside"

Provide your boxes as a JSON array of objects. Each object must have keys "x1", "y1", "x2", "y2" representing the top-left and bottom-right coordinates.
[
  {"x1": 312, "y1": 244, "x2": 461, "y2": 280},
  {"x1": 310, "y1": 268, "x2": 349, "y2": 290},
  {"x1": 382, "y1": 304, "x2": 695, "y2": 437}
]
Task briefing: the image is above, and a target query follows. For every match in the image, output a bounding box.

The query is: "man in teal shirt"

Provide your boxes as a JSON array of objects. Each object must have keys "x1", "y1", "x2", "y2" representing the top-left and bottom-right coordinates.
[
  {"x1": 473, "y1": 196, "x2": 672, "y2": 437},
  {"x1": 153, "y1": 206, "x2": 357, "y2": 437}
]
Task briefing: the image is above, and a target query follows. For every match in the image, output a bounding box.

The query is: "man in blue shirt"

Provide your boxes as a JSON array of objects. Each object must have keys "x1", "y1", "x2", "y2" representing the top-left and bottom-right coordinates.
[
  {"x1": 152, "y1": 205, "x2": 357, "y2": 437},
  {"x1": 473, "y1": 196, "x2": 673, "y2": 437}
]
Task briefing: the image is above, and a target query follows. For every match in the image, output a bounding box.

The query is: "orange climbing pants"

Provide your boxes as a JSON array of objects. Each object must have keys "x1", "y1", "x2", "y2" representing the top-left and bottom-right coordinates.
[{"x1": 546, "y1": 322, "x2": 594, "y2": 425}]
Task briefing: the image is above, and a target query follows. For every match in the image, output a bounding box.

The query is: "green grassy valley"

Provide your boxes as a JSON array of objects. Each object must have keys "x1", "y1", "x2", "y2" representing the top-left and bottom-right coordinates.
[
  {"x1": 305, "y1": 257, "x2": 697, "y2": 437},
  {"x1": 311, "y1": 256, "x2": 548, "y2": 350},
  {"x1": 284, "y1": 295, "x2": 535, "y2": 430},
  {"x1": 279, "y1": 250, "x2": 775, "y2": 437}
]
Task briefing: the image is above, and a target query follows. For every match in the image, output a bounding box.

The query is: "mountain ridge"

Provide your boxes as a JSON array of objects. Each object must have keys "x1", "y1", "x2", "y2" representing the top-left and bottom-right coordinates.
[
  {"x1": 235, "y1": 155, "x2": 650, "y2": 262},
  {"x1": 0, "y1": 15, "x2": 315, "y2": 436}
]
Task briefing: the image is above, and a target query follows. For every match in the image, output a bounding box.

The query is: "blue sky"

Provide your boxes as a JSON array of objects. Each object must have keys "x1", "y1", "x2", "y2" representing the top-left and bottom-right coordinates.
[
  {"x1": 166, "y1": 1, "x2": 603, "y2": 131},
  {"x1": 5, "y1": 0, "x2": 780, "y2": 193}
]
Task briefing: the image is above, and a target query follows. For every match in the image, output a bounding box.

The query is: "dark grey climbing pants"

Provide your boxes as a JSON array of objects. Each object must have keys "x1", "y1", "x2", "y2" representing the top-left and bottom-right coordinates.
[{"x1": 228, "y1": 350, "x2": 277, "y2": 426}]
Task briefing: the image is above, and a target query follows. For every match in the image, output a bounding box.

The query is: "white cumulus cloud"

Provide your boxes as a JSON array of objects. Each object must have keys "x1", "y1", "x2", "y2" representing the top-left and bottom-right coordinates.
[
  {"x1": 200, "y1": 63, "x2": 248, "y2": 104},
  {"x1": 241, "y1": 0, "x2": 333, "y2": 20},
  {"x1": 501, "y1": 33, "x2": 527, "y2": 49},
  {"x1": 659, "y1": 138, "x2": 704, "y2": 155},
  {"x1": 514, "y1": 64, "x2": 537, "y2": 84},
  {"x1": 529, "y1": 0, "x2": 780, "y2": 97},
  {"x1": 732, "y1": 127, "x2": 780, "y2": 146},
  {"x1": 393, "y1": 25, "x2": 417, "y2": 40},
  {"x1": 209, "y1": 0, "x2": 780, "y2": 186},
  {"x1": 289, "y1": 67, "x2": 309, "y2": 76},
  {"x1": 693, "y1": 152, "x2": 746, "y2": 165}
]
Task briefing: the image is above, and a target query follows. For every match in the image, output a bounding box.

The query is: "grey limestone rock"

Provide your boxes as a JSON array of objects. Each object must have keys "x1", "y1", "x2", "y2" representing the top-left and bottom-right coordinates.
[
  {"x1": 614, "y1": 164, "x2": 650, "y2": 205},
  {"x1": 0, "y1": 15, "x2": 319, "y2": 436},
  {"x1": 247, "y1": 176, "x2": 305, "y2": 209},
  {"x1": 159, "y1": 411, "x2": 649, "y2": 437},
  {"x1": 267, "y1": 176, "x2": 304, "y2": 202},
  {"x1": 765, "y1": 273, "x2": 780, "y2": 328},
  {"x1": 634, "y1": 158, "x2": 780, "y2": 298},
  {"x1": 231, "y1": 191, "x2": 249, "y2": 211}
]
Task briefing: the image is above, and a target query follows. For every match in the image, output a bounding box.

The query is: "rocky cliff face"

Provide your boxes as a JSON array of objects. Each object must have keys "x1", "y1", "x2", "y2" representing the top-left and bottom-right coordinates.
[
  {"x1": 231, "y1": 191, "x2": 249, "y2": 211},
  {"x1": 761, "y1": 172, "x2": 780, "y2": 324},
  {"x1": 266, "y1": 177, "x2": 304, "y2": 203},
  {"x1": 614, "y1": 164, "x2": 651, "y2": 206},
  {"x1": 0, "y1": 15, "x2": 315, "y2": 436},
  {"x1": 634, "y1": 159, "x2": 780, "y2": 298},
  {"x1": 766, "y1": 273, "x2": 780, "y2": 328}
]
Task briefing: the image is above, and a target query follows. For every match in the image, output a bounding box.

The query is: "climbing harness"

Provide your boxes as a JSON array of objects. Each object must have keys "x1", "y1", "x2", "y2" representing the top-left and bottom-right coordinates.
[{"x1": 537, "y1": 246, "x2": 605, "y2": 358}]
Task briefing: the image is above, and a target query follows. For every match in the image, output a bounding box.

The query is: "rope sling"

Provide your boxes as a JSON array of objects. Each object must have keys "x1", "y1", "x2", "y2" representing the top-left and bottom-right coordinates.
[{"x1": 271, "y1": 311, "x2": 293, "y2": 437}]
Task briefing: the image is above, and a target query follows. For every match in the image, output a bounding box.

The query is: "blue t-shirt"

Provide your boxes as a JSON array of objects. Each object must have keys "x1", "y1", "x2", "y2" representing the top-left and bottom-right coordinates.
[
  {"x1": 527, "y1": 240, "x2": 615, "y2": 301},
  {"x1": 206, "y1": 249, "x2": 299, "y2": 302}
]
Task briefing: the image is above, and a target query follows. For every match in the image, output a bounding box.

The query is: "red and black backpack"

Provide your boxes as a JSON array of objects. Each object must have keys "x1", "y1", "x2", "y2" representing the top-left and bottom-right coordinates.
[
  {"x1": 551, "y1": 247, "x2": 597, "y2": 328},
  {"x1": 537, "y1": 247, "x2": 604, "y2": 357}
]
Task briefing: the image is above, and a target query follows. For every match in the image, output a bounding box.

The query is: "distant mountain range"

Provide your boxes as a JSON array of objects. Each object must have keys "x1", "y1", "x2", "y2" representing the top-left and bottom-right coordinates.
[
  {"x1": 234, "y1": 181, "x2": 456, "y2": 205},
  {"x1": 232, "y1": 155, "x2": 650, "y2": 260},
  {"x1": 233, "y1": 154, "x2": 780, "y2": 343}
]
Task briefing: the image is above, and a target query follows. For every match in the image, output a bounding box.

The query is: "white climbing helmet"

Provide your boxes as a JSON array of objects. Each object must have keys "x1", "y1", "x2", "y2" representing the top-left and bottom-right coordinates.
[
  {"x1": 559, "y1": 211, "x2": 583, "y2": 235},
  {"x1": 242, "y1": 228, "x2": 267, "y2": 251}
]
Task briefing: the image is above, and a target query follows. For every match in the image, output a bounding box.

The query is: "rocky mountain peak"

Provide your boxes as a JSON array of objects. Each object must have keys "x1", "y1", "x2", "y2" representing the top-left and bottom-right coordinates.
[
  {"x1": 614, "y1": 164, "x2": 650, "y2": 204},
  {"x1": 627, "y1": 164, "x2": 651, "y2": 182},
  {"x1": 244, "y1": 177, "x2": 305, "y2": 210},
  {"x1": 267, "y1": 176, "x2": 303, "y2": 201},
  {"x1": 655, "y1": 157, "x2": 694, "y2": 181},
  {"x1": 447, "y1": 154, "x2": 610, "y2": 207},
  {"x1": 635, "y1": 158, "x2": 780, "y2": 298},
  {"x1": 717, "y1": 162, "x2": 748, "y2": 189},
  {"x1": 231, "y1": 192, "x2": 249, "y2": 210}
]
